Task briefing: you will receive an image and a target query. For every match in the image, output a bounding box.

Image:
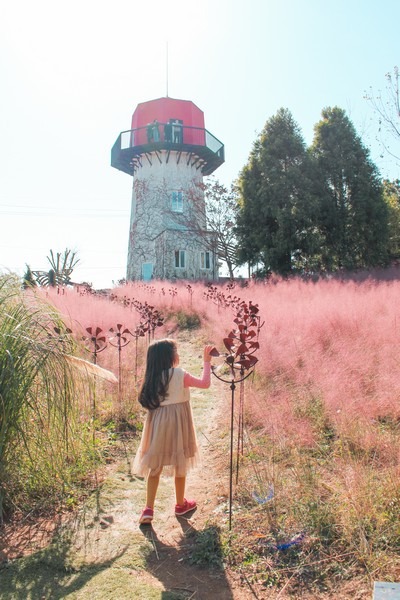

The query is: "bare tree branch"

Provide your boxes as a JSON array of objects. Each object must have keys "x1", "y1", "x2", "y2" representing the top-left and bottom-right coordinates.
[{"x1": 365, "y1": 66, "x2": 400, "y2": 163}]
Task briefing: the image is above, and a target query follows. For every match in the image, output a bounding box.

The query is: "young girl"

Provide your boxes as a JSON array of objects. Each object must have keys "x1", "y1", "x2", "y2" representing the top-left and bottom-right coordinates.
[{"x1": 132, "y1": 338, "x2": 214, "y2": 524}]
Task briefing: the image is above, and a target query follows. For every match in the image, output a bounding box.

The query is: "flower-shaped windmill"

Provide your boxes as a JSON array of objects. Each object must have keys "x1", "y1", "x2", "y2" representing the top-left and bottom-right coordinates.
[
  {"x1": 203, "y1": 283, "x2": 228, "y2": 312},
  {"x1": 82, "y1": 326, "x2": 107, "y2": 364},
  {"x1": 109, "y1": 324, "x2": 132, "y2": 403},
  {"x1": 212, "y1": 300, "x2": 263, "y2": 530},
  {"x1": 223, "y1": 302, "x2": 260, "y2": 375},
  {"x1": 140, "y1": 302, "x2": 164, "y2": 342},
  {"x1": 131, "y1": 322, "x2": 149, "y2": 385},
  {"x1": 130, "y1": 300, "x2": 164, "y2": 343},
  {"x1": 186, "y1": 284, "x2": 194, "y2": 307},
  {"x1": 81, "y1": 326, "x2": 108, "y2": 442}
]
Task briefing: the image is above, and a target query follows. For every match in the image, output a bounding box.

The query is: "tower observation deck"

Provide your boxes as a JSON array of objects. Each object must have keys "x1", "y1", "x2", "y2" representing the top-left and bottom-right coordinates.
[{"x1": 111, "y1": 97, "x2": 224, "y2": 177}]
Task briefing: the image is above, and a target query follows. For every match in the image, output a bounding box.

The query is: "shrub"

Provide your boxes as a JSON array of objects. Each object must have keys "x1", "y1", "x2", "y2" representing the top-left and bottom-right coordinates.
[{"x1": 176, "y1": 310, "x2": 201, "y2": 330}]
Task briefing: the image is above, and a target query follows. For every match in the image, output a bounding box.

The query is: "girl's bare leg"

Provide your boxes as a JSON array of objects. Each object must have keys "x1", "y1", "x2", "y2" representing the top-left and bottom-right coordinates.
[
  {"x1": 146, "y1": 472, "x2": 161, "y2": 509},
  {"x1": 175, "y1": 476, "x2": 186, "y2": 505}
]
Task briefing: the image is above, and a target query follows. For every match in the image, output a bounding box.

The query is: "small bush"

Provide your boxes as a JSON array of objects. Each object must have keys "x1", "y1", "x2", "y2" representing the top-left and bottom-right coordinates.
[
  {"x1": 176, "y1": 310, "x2": 201, "y2": 330},
  {"x1": 187, "y1": 525, "x2": 223, "y2": 568}
]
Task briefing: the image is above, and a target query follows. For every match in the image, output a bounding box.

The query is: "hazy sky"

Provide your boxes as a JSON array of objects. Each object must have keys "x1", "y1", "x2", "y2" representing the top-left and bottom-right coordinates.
[{"x1": 1, "y1": 0, "x2": 399, "y2": 287}]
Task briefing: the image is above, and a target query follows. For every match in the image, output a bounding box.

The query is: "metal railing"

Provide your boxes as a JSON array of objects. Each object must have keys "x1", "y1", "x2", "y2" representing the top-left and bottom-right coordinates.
[
  {"x1": 111, "y1": 123, "x2": 224, "y2": 176},
  {"x1": 113, "y1": 123, "x2": 224, "y2": 157}
]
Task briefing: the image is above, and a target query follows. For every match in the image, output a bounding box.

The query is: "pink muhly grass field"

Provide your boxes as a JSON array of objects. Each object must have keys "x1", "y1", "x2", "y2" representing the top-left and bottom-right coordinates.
[
  {"x1": 115, "y1": 277, "x2": 400, "y2": 462},
  {"x1": 42, "y1": 277, "x2": 400, "y2": 461},
  {"x1": 42, "y1": 287, "x2": 143, "y2": 337},
  {"x1": 39, "y1": 288, "x2": 156, "y2": 412},
  {"x1": 238, "y1": 277, "x2": 400, "y2": 462}
]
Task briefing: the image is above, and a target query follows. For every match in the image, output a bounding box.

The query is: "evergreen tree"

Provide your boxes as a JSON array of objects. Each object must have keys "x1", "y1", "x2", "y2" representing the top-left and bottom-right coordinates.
[
  {"x1": 312, "y1": 107, "x2": 389, "y2": 270},
  {"x1": 236, "y1": 108, "x2": 320, "y2": 275}
]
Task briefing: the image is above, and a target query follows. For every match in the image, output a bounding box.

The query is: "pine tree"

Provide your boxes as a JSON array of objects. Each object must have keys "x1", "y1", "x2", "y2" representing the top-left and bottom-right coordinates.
[
  {"x1": 312, "y1": 107, "x2": 389, "y2": 270},
  {"x1": 236, "y1": 108, "x2": 320, "y2": 275}
]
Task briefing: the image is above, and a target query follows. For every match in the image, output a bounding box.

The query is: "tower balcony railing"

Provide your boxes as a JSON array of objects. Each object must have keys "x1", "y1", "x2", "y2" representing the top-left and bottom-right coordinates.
[{"x1": 111, "y1": 123, "x2": 225, "y2": 177}]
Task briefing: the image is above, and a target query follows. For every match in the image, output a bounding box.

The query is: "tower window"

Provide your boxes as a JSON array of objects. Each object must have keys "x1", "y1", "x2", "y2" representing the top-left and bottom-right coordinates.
[
  {"x1": 175, "y1": 250, "x2": 186, "y2": 268},
  {"x1": 200, "y1": 251, "x2": 211, "y2": 269},
  {"x1": 171, "y1": 191, "x2": 183, "y2": 212}
]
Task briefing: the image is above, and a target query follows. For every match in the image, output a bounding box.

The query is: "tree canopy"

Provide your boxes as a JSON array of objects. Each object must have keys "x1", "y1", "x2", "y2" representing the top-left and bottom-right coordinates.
[
  {"x1": 311, "y1": 107, "x2": 388, "y2": 270},
  {"x1": 169, "y1": 177, "x2": 241, "y2": 279},
  {"x1": 236, "y1": 106, "x2": 389, "y2": 275},
  {"x1": 236, "y1": 108, "x2": 320, "y2": 275}
]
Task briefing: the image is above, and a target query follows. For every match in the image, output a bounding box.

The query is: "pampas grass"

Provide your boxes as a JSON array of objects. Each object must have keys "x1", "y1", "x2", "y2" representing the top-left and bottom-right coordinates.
[{"x1": 0, "y1": 276, "x2": 97, "y2": 518}]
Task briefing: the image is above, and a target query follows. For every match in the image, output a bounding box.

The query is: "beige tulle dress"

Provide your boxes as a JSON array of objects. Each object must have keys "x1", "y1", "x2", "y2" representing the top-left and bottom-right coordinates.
[{"x1": 132, "y1": 364, "x2": 210, "y2": 478}]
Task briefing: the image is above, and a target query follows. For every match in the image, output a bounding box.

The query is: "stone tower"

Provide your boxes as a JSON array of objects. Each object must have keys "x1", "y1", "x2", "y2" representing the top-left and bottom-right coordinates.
[{"x1": 111, "y1": 97, "x2": 224, "y2": 281}]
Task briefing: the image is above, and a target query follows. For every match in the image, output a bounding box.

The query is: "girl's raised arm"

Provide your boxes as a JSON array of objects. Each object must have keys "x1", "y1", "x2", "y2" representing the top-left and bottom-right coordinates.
[{"x1": 184, "y1": 345, "x2": 214, "y2": 389}]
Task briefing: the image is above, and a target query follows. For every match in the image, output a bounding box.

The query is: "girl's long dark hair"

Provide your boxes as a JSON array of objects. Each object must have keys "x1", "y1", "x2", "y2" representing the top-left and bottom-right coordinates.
[{"x1": 138, "y1": 339, "x2": 177, "y2": 409}]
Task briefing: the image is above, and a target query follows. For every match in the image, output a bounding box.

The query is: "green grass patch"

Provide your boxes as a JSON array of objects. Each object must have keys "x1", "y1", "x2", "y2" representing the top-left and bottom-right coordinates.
[
  {"x1": 186, "y1": 525, "x2": 224, "y2": 569},
  {"x1": 175, "y1": 310, "x2": 201, "y2": 330}
]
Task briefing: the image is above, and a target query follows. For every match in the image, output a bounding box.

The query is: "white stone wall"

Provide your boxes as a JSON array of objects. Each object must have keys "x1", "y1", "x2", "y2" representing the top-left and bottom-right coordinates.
[
  {"x1": 154, "y1": 229, "x2": 217, "y2": 281},
  {"x1": 127, "y1": 150, "x2": 218, "y2": 281}
]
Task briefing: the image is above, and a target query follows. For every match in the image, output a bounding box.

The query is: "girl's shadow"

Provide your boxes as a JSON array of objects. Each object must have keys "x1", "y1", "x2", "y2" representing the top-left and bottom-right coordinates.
[{"x1": 138, "y1": 519, "x2": 235, "y2": 599}]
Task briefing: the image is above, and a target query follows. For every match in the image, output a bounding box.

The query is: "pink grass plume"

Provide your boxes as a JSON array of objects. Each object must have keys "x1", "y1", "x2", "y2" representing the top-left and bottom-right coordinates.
[{"x1": 65, "y1": 354, "x2": 118, "y2": 383}]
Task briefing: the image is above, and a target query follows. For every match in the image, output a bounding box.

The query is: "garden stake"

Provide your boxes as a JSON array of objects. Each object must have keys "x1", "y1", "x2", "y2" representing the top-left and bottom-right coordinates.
[
  {"x1": 211, "y1": 300, "x2": 262, "y2": 530},
  {"x1": 186, "y1": 284, "x2": 193, "y2": 307},
  {"x1": 132, "y1": 322, "x2": 148, "y2": 388},
  {"x1": 212, "y1": 368, "x2": 254, "y2": 530},
  {"x1": 229, "y1": 379, "x2": 235, "y2": 531},
  {"x1": 169, "y1": 286, "x2": 178, "y2": 305},
  {"x1": 109, "y1": 324, "x2": 131, "y2": 419},
  {"x1": 236, "y1": 377, "x2": 245, "y2": 485},
  {"x1": 82, "y1": 326, "x2": 107, "y2": 443},
  {"x1": 50, "y1": 325, "x2": 73, "y2": 457}
]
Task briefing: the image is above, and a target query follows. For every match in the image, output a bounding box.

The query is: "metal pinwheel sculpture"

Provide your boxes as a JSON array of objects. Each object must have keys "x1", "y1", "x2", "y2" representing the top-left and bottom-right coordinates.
[
  {"x1": 131, "y1": 322, "x2": 148, "y2": 386},
  {"x1": 109, "y1": 324, "x2": 132, "y2": 406},
  {"x1": 82, "y1": 326, "x2": 107, "y2": 364},
  {"x1": 212, "y1": 301, "x2": 262, "y2": 530},
  {"x1": 81, "y1": 326, "x2": 108, "y2": 441}
]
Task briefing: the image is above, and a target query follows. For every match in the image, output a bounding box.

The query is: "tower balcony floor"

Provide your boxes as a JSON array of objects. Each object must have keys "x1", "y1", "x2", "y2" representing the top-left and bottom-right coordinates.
[{"x1": 111, "y1": 124, "x2": 224, "y2": 177}]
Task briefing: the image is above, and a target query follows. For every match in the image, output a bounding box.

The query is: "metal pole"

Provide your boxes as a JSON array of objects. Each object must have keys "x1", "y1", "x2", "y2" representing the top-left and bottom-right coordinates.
[
  {"x1": 229, "y1": 379, "x2": 235, "y2": 530},
  {"x1": 118, "y1": 341, "x2": 122, "y2": 416},
  {"x1": 211, "y1": 368, "x2": 255, "y2": 531},
  {"x1": 236, "y1": 376, "x2": 245, "y2": 485}
]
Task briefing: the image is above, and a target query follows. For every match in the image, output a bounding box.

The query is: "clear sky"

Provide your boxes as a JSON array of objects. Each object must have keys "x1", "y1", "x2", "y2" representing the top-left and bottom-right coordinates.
[{"x1": 1, "y1": 0, "x2": 399, "y2": 288}]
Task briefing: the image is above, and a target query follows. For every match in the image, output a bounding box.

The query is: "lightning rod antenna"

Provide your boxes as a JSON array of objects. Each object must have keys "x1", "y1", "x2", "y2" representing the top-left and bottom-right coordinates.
[{"x1": 166, "y1": 42, "x2": 169, "y2": 97}]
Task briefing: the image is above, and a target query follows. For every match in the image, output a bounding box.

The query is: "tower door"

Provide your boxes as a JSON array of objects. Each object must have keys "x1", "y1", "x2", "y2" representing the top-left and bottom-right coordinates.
[{"x1": 142, "y1": 263, "x2": 153, "y2": 281}]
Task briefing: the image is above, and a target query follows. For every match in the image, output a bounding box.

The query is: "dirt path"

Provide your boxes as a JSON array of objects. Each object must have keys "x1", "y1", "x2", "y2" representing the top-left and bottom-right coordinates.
[
  {"x1": 130, "y1": 331, "x2": 255, "y2": 599},
  {"x1": 0, "y1": 331, "x2": 255, "y2": 599}
]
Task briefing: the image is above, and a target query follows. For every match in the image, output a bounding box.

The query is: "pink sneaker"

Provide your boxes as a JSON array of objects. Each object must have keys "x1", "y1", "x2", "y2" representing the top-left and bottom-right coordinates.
[
  {"x1": 139, "y1": 507, "x2": 154, "y2": 524},
  {"x1": 175, "y1": 499, "x2": 197, "y2": 516}
]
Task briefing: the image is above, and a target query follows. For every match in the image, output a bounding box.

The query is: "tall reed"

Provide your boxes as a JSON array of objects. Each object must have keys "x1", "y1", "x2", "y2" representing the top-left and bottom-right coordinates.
[{"x1": 0, "y1": 275, "x2": 93, "y2": 519}]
